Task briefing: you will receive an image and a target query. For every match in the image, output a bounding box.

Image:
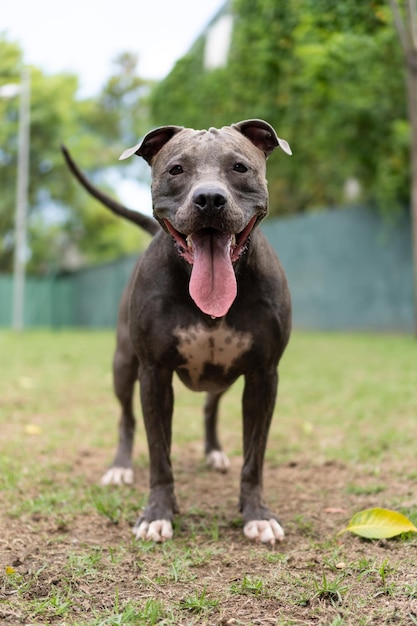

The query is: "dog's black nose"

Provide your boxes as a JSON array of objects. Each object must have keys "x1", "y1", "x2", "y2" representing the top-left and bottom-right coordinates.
[{"x1": 192, "y1": 186, "x2": 227, "y2": 213}]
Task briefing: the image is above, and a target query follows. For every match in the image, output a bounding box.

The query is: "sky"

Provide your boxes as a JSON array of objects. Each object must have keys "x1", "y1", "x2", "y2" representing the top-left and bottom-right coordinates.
[
  {"x1": 2, "y1": 0, "x2": 225, "y2": 213},
  {"x1": 1, "y1": 0, "x2": 225, "y2": 96}
]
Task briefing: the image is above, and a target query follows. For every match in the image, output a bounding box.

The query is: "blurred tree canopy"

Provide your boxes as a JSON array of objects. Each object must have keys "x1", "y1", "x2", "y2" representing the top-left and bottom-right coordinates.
[
  {"x1": 150, "y1": 0, "x2": 408, "y2": 216},
  {"x1": 0, "y1": 39, "x2": 152, "y2": 274},
  {"x1": 0, "y1": 1, "x2": 410, "y2": 275}
]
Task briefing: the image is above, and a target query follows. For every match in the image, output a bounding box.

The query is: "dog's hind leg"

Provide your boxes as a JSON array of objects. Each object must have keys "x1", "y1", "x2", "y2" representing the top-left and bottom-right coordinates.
[
  {"x1": 101, "y1": 340, "x2": 138, "y2": 486},
  {"x1": 204, "y1": 391, "x2": 231, "y2": 473}
]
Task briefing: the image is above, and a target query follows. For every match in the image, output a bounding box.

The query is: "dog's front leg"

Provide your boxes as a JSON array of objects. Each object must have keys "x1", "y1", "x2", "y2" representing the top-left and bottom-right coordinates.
[
  {"x1": 239, "y1": 368, "x2": 285, "y2": 545},
  {"x1": 133, "y1": 365, "x2": 178, "y2": 542}
]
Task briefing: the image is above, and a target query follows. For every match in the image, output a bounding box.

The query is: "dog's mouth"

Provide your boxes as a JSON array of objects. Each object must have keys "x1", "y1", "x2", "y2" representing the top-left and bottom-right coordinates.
[{"x1": 163, "y1": 216, "x2": 258, "y2": 318}]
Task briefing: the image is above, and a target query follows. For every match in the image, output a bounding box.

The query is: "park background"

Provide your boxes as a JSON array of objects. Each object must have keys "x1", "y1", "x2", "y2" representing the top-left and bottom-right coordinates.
[
  {"x1": 0, "y1": 0, "x2": 415, "y2": 333},
  {"x1": 2, "y1": 4, "x2": 417, "y2": 625}
]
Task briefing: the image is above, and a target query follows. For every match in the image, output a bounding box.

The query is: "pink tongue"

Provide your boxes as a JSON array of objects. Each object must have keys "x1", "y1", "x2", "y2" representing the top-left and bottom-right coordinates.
[{"x1": 189, "y1": 231, "x2": 237, "y2": 318}]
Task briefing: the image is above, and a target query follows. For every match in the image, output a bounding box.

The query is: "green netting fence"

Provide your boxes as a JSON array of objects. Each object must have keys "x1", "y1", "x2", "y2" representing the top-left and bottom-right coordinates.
[{"x1": 0, "y1": 206, "x2": 414, "y2": 332}]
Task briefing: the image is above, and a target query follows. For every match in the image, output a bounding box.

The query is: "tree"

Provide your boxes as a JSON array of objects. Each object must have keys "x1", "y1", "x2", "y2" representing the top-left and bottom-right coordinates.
[
  {"x1": 0, "y1": 38, "x2": 152, "y2": 274},
  {"x1": 150, "y1": 0, "x2": 407, "y2": 216},
  {"x1": 388, "y1": 0, "x2": 417, "y2": 334}
]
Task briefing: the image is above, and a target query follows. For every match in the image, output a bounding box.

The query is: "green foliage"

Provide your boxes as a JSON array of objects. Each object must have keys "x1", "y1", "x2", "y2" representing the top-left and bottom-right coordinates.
[
  {"x1": 150, "y1": 0, "x2": 408, "y2": 215},
  {"x1": 0, "y1": 39, "x2": 152, "y2": 274}
]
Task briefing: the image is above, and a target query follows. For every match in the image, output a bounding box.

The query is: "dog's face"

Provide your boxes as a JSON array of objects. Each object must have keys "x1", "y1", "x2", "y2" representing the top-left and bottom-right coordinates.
[
  {"x1": 150, "y1": 126, "x2": 271, "y2": 234},
  {"x1": 120, "y1": 120, "x2": 291, "y2": 318}
]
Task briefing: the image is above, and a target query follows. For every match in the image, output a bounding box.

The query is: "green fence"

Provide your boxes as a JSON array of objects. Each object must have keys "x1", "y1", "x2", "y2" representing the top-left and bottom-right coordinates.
[
  {"x1": 0, "y1": 256, "x2": 137, "y2": 329},
  {"x1": 0, "y1": 275, "x2": 57, "y2": 327},
  {"x1": 0, "y1": 206, "x2": 414, "y2": 331},
  {"x1": 266, "y1": 205, "x2": 414, "y2": 332}
]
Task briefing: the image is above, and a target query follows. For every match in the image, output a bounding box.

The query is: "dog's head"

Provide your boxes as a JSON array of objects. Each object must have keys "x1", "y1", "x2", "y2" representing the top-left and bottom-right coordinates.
[{"x1": 120, "y1": 120, "x2": 291, "y2": 318}]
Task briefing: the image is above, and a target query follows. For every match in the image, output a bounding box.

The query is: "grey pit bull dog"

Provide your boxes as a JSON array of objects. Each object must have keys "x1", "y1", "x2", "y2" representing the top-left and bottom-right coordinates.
[{"x1": 62, "y1": 119, "x2": 292, "y2": 545}]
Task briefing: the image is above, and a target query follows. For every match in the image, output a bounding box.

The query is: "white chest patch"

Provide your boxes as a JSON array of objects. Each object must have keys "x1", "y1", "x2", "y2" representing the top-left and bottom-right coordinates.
[{"x1": 174, "y1": 321, "x2": 252, "y2": 389}]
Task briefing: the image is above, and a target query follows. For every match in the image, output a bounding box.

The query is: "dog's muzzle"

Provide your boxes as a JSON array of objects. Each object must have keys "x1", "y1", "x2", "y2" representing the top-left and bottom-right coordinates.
[{"x1": 163, "y1": 216, "x2": 258, "y2": 318}]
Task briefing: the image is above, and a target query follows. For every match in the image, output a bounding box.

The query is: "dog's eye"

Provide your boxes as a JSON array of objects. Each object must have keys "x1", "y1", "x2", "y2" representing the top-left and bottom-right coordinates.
[
  {"x1": 169, "y1": 165, "x2": 183, "y2": 175},
  {"x1": 233, "y1": 163, "x2": 248, "y2": 173}
]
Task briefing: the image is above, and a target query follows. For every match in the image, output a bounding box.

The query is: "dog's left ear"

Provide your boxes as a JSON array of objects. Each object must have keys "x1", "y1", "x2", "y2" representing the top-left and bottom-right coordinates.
[
  {"x1": 119, "y1": 125, "x2": 184, "y2": 164},
  {"x1": 232, "y1": 119, "x2": 292, "y2": 157}
]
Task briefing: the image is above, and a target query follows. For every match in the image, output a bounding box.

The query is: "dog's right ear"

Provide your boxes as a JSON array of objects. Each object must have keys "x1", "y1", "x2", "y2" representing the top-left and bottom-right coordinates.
[{"x1": 119, "y1": 126, "x2": 184, "y2": 164}]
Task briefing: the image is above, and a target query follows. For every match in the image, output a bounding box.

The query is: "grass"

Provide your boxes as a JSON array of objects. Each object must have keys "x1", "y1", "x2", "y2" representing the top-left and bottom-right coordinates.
[
  {"x1": 312, "y1": 572, "x2": 348, "y2": 606},
  {"x1": 179, "y1": 587, "x2": 219, "y2": 614},
  {"x1": 0, "y1": 329, "x2": 417, "y2": 624}
]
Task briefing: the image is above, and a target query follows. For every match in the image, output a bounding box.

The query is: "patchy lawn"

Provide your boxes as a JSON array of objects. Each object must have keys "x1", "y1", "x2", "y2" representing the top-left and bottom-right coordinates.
[{"x1": 1, "y1": 330, "x2": 417, "y2": 625}]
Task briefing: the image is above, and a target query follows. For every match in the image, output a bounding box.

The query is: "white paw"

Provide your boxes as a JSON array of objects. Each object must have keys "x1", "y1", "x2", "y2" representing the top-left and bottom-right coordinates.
[
  {"x1": 101, "y1": 467, "x2": 134, "y2": 486},
  {"x1": 243, "y1": 519, "x2": 285, "y2": 545},
  {"x1": 206, "y1": 450, "x2": 231, "y2": 473},
  {"x1": 133, "y1": 519, "x2": 173, "y2": 542}
]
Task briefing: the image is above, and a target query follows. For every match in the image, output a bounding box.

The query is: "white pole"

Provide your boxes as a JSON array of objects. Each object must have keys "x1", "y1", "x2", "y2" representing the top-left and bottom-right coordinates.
[{"x1": 12, "y1": 68, "x2": 31, "y2": 331}]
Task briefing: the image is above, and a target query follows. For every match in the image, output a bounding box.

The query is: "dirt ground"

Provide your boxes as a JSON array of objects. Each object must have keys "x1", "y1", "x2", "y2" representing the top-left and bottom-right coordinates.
[{"x1": 2, "y1": 442, "x2": 417, "y2": 625}]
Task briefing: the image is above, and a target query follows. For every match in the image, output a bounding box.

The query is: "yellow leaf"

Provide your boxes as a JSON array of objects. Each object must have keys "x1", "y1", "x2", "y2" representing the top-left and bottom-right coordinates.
[
  {"x1": 339, "y1": 507, "x2": 417, "y2": 539},
  {"x1": 24, "y1": 424, "x2": 42, "y2": 435},
  {"x1": 302, "y1": 421, "x2": 313, "y2": 435},
  {"x1": 18, "y1": 376, "x2": 35, "y2": 389}
]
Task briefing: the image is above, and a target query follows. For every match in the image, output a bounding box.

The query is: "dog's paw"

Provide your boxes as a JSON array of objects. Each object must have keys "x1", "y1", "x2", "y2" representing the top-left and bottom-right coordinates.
[
  {"x1": 206, "y1": 450, "x2": 231, "y2": 473},
  {"x1": 243, "y1": 519, "x2": 285, "y2": 545},
  {"x1": 101, "y1": 467, "x2": 134, "y2": 486},
  {"x1": 133, "y1": 519, "x2": 173, "y2": 542}
]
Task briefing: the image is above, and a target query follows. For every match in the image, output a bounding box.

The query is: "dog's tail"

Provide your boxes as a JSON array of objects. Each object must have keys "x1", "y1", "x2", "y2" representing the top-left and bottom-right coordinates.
[{"x1": 61, "y1": 145, "x2": 160, "y2": 237}]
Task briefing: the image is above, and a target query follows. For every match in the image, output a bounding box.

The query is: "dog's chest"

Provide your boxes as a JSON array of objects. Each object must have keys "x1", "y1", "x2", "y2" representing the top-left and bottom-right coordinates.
[{"x1": 173, "y1": 322, "x2": 253, "y2": 390}]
